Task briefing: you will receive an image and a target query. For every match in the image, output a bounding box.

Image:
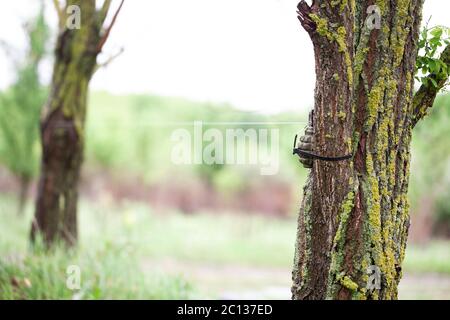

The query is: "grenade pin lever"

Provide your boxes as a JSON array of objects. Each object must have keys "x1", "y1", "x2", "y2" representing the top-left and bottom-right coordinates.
[{"x1": 292, "y1": 111, "x2": 353, "y2": 162}]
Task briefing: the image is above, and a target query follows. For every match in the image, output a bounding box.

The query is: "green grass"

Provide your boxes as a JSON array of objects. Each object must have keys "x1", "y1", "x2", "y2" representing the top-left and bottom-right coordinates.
[
  {"x1": 0, "y1": 243, "x2": 192, "y2": 300},
  {"x1": 0, "y1": 197, "x2": 194, "y2": 300},
  {"x1": 403, "y1": 241, "x2": 450, "y2": 274},
  {"x1": 1, "y1": 194, "x2": 449, "y2": 300},
  {"x1": 124, "y1": 206, "x2": 297, "y2": 268}
]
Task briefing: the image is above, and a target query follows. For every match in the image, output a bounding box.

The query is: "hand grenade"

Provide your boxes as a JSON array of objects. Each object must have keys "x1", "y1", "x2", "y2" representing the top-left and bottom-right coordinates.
[{"x1": 296, "y1": 111, "x2": 314, "y2": 169}]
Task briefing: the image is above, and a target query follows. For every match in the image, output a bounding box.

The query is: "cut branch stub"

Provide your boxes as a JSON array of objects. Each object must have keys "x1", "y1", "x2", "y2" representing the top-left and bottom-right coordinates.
[{"x1": 297, "y1": 1, "x2": 315, "y2": 35}]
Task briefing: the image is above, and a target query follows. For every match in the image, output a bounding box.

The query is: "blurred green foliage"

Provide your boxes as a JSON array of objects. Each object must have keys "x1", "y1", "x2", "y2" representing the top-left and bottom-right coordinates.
[
  {"x1": 0, "y1": 5, "x2": 49, "y2": 210},
  {"x1": 0, "y1": 196, "x2": 194, "y2": 300},
  {"x1": 411, "y1": 94, "x2": 450, "y2": 224},
  {"x1": 416, "y1": 24, "x2": 449, "y2": 88},
  {"x1": 85, "y1": 91, "x2": 308, "y2": 190}
]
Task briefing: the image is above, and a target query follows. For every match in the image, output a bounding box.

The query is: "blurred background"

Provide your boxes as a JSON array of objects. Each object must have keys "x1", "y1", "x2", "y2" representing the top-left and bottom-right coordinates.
[{"x1": 0, "y1": 0, "x2": 449, "y2": 299}]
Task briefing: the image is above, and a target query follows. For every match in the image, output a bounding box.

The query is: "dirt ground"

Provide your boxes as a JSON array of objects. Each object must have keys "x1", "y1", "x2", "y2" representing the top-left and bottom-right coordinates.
[{"x1": 142, "y1": 258, "x2": 450, "y2": 300}]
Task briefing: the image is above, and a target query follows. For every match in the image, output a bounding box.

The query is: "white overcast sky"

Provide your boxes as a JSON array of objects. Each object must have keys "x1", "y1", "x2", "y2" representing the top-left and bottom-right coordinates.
[{"x1": 0, "y1": 0, "x2": 448, "y2": 114}]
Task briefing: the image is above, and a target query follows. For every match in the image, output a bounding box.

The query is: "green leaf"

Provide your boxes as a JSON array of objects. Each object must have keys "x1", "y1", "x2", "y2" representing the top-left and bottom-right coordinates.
[
  {"x1": 430, "y1": 78, "x2": 438, "y2": 88},
  {"x1": 430, "y1": 27, "x2": 443, "y2": 38}
]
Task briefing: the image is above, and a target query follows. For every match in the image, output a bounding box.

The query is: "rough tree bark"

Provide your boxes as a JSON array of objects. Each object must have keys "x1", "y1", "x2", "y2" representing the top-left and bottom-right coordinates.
[
  {"x1": 31, "y1": 0, "x2": 124, "y2": 247},
  {"x1": 292, "y1": 0, "x2": 449, "y2": 300}
]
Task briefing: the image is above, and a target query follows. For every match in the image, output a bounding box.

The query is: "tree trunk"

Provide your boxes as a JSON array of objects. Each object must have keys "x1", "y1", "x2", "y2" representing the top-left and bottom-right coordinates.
[
  {"x1": 31, "y1": 0, "x2": 123, "y2": 247},
  {"x1": 292, "y1": 0, "x2": 426, "y2": 300}
]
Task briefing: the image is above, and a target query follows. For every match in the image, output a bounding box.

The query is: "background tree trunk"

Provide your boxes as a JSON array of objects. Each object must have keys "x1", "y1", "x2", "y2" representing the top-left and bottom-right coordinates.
[
  {"x1": 292, "y1": 0, "x2": 426, "y2": 300},
  {"x1": 31, "y1": 0, "x2": 123, "y2": 247}
]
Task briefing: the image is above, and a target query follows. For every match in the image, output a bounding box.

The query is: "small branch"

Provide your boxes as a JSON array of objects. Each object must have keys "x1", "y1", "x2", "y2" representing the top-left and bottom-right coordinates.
[
  {"x1": 52, "y1": 0, "x2": 65, "y2": 30},
  {"x1": 96, "y1": 0, "x2": 125, "y2": 53},
  {"x1": 94, "y1": 47, "x2": 124, "y2": 73},
  {"x1": 412, "y1": 44, "x2": 450, "y2": 127}
]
